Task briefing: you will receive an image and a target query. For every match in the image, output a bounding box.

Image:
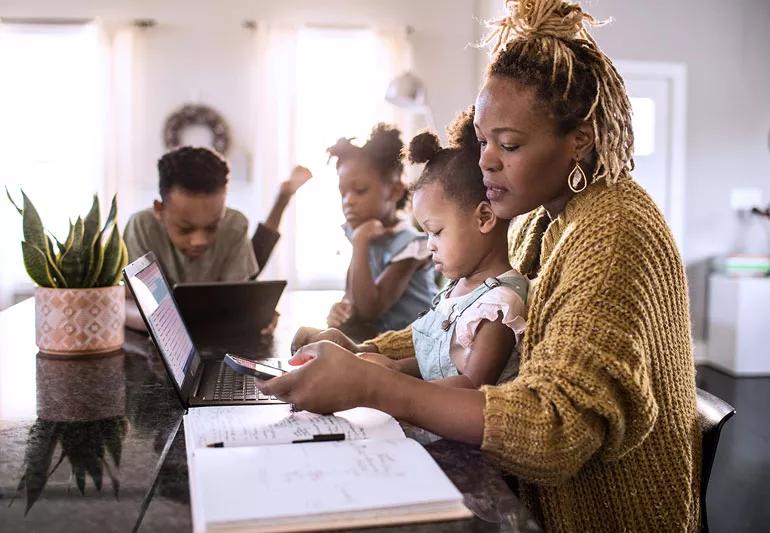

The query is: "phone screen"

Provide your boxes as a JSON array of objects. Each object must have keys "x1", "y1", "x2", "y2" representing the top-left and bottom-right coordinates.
[{"x1": 224, "y1": 354, "x2": 285, "y2": 380}]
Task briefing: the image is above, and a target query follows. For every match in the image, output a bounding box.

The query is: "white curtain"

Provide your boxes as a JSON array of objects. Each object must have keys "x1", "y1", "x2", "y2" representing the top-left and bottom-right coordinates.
[
  {"x1": 249, "y1": 24, "x2": 410, "y2": 289},
  {"x1": 104, "y1": 25, "x2": 144, "y2": 231},
  {"x1": 0, "y1": 22, "x2": 139, "y2": 309},
  {"x1": 249, "y1": 24, "x2": 301, "y2": 284},
  {"x1": 0, "y1": 22, "x2": 111, "y2": 308}
]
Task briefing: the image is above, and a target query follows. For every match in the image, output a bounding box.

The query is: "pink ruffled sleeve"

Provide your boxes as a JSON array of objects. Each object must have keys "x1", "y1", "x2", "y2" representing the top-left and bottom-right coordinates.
[
  {"x1": 454, "y1": 286, "x2": 527, "y2": 348},
  {"x1": 389, "y1": 239, "x2": 431, "y2": 263}
]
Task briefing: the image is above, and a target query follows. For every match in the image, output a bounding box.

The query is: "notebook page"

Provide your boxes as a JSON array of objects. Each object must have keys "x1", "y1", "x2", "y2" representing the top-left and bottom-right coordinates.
[
  {"x1": 192, "y1": 439, "x2": 465, "y2": 528},
  {"x1": 185, "y1": 405, "x2": 405, "y2": 448}
]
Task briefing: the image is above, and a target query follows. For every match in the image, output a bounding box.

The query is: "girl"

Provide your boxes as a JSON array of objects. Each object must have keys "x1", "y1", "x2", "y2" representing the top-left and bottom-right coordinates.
[
  {"x1": 362, "y1": 108, "x2": 528, "y2": 388},
  {"x1": 326, "y1": 124, "x2": 437, "y2": 337},
  {"x1": 262, "y1": 1, "x2": 700, "y2": 531}
]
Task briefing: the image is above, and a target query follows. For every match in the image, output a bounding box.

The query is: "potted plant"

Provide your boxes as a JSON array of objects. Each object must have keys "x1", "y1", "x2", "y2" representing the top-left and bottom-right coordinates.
[{"x1": 7, "y1": 189, "x2": 128, "y2": 355}]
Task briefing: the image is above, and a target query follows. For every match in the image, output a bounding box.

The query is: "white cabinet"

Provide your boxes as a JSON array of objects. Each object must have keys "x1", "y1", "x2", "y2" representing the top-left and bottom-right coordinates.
[{"x1": 706, "y1": 274, "x2": 770, "y2": 375}]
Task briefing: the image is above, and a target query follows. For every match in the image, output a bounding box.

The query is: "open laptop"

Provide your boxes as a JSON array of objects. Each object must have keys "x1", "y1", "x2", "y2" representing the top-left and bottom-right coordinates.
[
  {"x1": 123, "y1": 252, "x2": 286, "y2": 406},
  {"x1": 174, "y1": 280, "x2": 286, "y2": 356}
]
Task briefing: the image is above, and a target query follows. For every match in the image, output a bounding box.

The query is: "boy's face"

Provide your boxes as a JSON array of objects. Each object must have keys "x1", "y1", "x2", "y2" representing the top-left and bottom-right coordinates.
[{"x1": 153, "y1": 186, "x2": 227, "y2": 259}]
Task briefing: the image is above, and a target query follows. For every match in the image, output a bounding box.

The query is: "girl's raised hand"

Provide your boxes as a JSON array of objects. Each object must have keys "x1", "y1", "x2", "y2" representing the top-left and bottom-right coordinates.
[{"x1": 257, "y1": 340, "x2": 374, "y2": 414}]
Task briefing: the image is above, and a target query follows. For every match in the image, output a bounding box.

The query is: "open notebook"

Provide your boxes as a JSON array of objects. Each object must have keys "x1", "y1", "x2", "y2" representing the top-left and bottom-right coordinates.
[{"x1": 183, "y1": 405, "x2": 472, "y2": 533}]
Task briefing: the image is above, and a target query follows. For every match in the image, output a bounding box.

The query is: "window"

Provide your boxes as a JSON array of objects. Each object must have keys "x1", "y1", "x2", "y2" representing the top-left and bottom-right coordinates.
[
  {"x1": 292, "y1": 28, "x2": 400, "y2": 289},
  {"x1": 630, "y1": 96, "x2": 655, "y2": 156},
  {"x1": 0, "y1": 23, "x2": 105, "y2": 308}
]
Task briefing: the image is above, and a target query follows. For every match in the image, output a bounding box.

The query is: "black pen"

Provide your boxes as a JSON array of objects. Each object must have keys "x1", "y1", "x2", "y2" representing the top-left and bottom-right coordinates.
[
  {"x1": 291, "y1": 433, "x2": 346, "y2": 444},
  {"x1": 206, "y1": 433, "x2": 346, "y2": 448}
]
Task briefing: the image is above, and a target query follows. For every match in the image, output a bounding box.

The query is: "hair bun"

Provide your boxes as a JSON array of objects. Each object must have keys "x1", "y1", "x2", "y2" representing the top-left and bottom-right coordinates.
[
  {"x1": 326, "y1": 137, "x2": 357, "y2": 162},
  {"x1": 365, "y1": 123, "x2": 404, "y2": 166},
  {"x1": 484, "y1": 0, "x2": 603, "y2": 55},
  {"x1": 407, "y1": 131, "x2": 442, "y2": 164},
  {"x1": 447, "y1": 106, "x2": 478, "y2": 151}
]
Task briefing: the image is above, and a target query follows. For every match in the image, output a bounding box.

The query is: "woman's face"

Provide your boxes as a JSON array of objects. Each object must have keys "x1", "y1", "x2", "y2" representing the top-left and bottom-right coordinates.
[{"x1": 474, "y1": 75, "x2": 578, "y2": 219}]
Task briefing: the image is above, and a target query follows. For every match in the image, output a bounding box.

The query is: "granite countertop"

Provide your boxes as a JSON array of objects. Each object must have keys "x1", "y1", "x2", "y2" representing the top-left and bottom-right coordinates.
[{"x1": 0, "y1": 295, "x2": 542, "y2": 532}]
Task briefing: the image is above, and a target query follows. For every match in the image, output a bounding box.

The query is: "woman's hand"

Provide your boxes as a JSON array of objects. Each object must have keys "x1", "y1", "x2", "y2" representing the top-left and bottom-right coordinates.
[
  {"x1": 290, "y1": 326, "x2": 363, "y2": 355},
  {"x1": 326, "y1": 299, "x2": 353, "y2": 327},
  {"x1": 357, "y1": 352, "x2": 399, "y2": 371},
  {"x1": 257, "y1": 341, "x2": 373, "y2": 414}
]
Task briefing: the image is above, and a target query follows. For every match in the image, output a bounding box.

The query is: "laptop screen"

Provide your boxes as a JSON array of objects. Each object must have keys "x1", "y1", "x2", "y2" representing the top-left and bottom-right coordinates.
[{"x1": 126, "y1": 259, "x2": 194, "y2": 388}]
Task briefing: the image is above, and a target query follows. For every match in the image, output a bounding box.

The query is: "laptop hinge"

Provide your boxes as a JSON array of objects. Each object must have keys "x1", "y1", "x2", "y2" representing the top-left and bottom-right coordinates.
[{"x1": 190, "y1": 367, "x2": 205, "y2": 401}]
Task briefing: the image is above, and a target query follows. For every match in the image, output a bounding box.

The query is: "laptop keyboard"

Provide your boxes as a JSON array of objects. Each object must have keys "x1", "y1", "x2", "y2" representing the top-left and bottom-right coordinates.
[{"x1": 212, "y1": 362, "x2": 277, "y2": 401}]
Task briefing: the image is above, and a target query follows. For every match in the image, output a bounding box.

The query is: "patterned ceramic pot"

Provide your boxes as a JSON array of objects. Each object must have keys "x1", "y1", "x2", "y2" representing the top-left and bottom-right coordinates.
[{"x1": 35, "y1": 286, "x2": 125, "y2": 355}]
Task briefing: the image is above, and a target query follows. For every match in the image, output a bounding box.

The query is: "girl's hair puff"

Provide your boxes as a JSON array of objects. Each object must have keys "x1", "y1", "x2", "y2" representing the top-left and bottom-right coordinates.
[
  {"x1": 481, "y1": 0, "x2": 634, "y2": 185},
  {"x1": 327, "y1": 124, "x2": 408, "y2": 209},
  {"x1": 407, "y1": 106, "x2": 487, "y2": 211}
]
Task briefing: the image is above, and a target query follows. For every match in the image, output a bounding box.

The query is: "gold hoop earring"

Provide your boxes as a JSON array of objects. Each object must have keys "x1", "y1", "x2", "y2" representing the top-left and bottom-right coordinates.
[{"x1": 568, "y1": 160, "x2": 588, "y2": 193}]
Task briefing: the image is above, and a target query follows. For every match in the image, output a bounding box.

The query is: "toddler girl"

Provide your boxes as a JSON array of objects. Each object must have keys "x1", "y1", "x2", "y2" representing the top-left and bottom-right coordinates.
[{"x1": 364, "y1": 108, "x2": 527, "y2": 387}]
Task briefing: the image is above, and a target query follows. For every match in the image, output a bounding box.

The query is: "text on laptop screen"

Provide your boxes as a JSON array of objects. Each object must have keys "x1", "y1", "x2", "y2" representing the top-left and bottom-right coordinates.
[{"x1": 127, "y1": 261, "x2": 194, "y2": 387}]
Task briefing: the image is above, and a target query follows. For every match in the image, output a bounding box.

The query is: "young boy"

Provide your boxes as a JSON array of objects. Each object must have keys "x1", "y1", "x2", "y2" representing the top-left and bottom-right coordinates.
[{"x1": 124, "y1": 146, "x2": 310, "y2": 330}]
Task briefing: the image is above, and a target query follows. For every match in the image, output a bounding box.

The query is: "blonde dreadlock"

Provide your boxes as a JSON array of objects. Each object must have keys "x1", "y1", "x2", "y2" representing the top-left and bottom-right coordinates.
[{"x1": 482, "y1": 0, "x2": 634, "y2": 185}]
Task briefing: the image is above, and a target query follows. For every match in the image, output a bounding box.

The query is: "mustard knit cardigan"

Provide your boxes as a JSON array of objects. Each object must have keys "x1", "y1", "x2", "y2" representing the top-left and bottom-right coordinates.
[{"x1": 371, "y1": 179, "x2": 701, "y2": 532}]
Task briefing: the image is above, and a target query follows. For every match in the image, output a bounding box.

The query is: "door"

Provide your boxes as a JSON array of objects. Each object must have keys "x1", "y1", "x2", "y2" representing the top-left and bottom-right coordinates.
[{"x1": 616, "y1": 61, "x2": 686, "y2": 249}]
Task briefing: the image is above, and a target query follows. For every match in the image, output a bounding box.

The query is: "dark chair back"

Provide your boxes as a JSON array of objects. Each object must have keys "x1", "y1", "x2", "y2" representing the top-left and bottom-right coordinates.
[{"x1": 696, "y1": 387, "x2": 736, "y2": 532}]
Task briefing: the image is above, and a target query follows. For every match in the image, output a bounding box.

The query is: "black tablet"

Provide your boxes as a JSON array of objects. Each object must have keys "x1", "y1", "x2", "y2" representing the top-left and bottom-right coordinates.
[{"x1": 173, "y1": 280, "x2": 286, "y2": 355}]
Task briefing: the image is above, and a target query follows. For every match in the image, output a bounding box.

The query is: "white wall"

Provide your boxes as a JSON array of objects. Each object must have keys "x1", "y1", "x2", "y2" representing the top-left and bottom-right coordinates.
[
  {"x1": 475, "y1": 0, "x2": 770, "y2": 263},
  {"x1": 5, "y1": 0, "x2": 769, "y2": 261},
  {"x1": 2, "y1": 0, "x2": 481, "y2": 225}
]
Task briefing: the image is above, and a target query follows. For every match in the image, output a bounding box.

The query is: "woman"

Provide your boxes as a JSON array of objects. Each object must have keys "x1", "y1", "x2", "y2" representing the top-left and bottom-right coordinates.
[{"x1": 260, "y1": 1, "x2": 700, "y2": 531}]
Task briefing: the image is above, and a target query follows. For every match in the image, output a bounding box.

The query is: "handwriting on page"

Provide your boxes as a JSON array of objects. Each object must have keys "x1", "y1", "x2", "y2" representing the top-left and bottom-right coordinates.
[
  {"x1": 188, "y1": 405, "x2": 403, "y2": 448},
  {"x1": 196, "y1": 439, "x2": 463, "y2": 523}
]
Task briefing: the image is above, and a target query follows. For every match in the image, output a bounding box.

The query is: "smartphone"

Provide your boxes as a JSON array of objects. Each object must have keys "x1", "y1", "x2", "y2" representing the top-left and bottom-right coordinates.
[{"x1": 224, "y1": 354, "x2": 286, "y2": 380}]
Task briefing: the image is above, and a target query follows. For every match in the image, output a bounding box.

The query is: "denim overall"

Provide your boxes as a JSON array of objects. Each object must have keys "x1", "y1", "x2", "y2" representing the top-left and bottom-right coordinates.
[{"x1": 412, "y1": 273, "x2": 528, "y2": 384}]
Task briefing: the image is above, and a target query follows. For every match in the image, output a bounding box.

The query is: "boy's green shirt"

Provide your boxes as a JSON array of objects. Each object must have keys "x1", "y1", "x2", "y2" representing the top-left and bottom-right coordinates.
[{"x1": 124, "y1": 208, "x2": 258, "y2": 286}]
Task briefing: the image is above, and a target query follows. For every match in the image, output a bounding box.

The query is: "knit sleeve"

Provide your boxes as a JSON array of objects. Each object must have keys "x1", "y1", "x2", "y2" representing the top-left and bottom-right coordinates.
[
  {"x1": 367, "y1": 327, "x2": 415, "y2": 360},
  {"x1": 481, "y1": 214, "x2": 660, "y2": 486}
]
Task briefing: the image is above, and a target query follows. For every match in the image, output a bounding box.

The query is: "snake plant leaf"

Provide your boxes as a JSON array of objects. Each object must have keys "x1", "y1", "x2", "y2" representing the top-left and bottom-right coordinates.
[
  {"x1": 96, "y1": 225, "x2": 122, "y2": 287},
  {"x1": 60, "y1": 217, "x2": 86, "y2": 287},
  {"x1": 103, "y1": 417, "x2": 127, "y2": 468},
  {"x1": 84, "y1": 238, "x2": 105, "y2": 288},
  {"x1": 109, "y1": 239, "x2": 128, "y2": 286},
  {"x1": 44, "y1": 237, "x2": 68, "y2": 288},
  {"x1": 6, "y1": 186, "x2": 22, "y2": 215},
  {"x1": 74, "y1": 465, "x2": 86, "y2": 495},
  {"x1": 84, "y1": 195, "x2": 119, "y2": 287},
  {"x1": 102, "y1": 195, "x2": 118, "y2": 234},
  {"x1": 62, "y1": 220, "x2": 75, "y2": 254},
  {"x1": 20, "y1": 419, "x2": 59, "y2": 516},
  {"x1": 82, "y1": 423, "x2": 104, "y2": 492},
  {"x1": 45, "y1": 235, "x2": 56, "y2": 262},
  {"x1": 22, "y1": 242, "x2": 56, "y2": 287},
  {"x1": 48, "y1": 231, "x2": 66, "y2": 255},
  {"x1": 81, "y1": 196, "x2": 101, "y2": 286},
  {"x1": 21, "y1": 191, "x2": 48, "y2": 252}
]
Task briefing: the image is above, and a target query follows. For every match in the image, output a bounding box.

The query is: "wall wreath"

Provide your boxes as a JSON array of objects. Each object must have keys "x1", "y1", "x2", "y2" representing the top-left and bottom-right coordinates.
[{"x1": 163, "y1": 104, "x2": 231, "y2": 155}]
